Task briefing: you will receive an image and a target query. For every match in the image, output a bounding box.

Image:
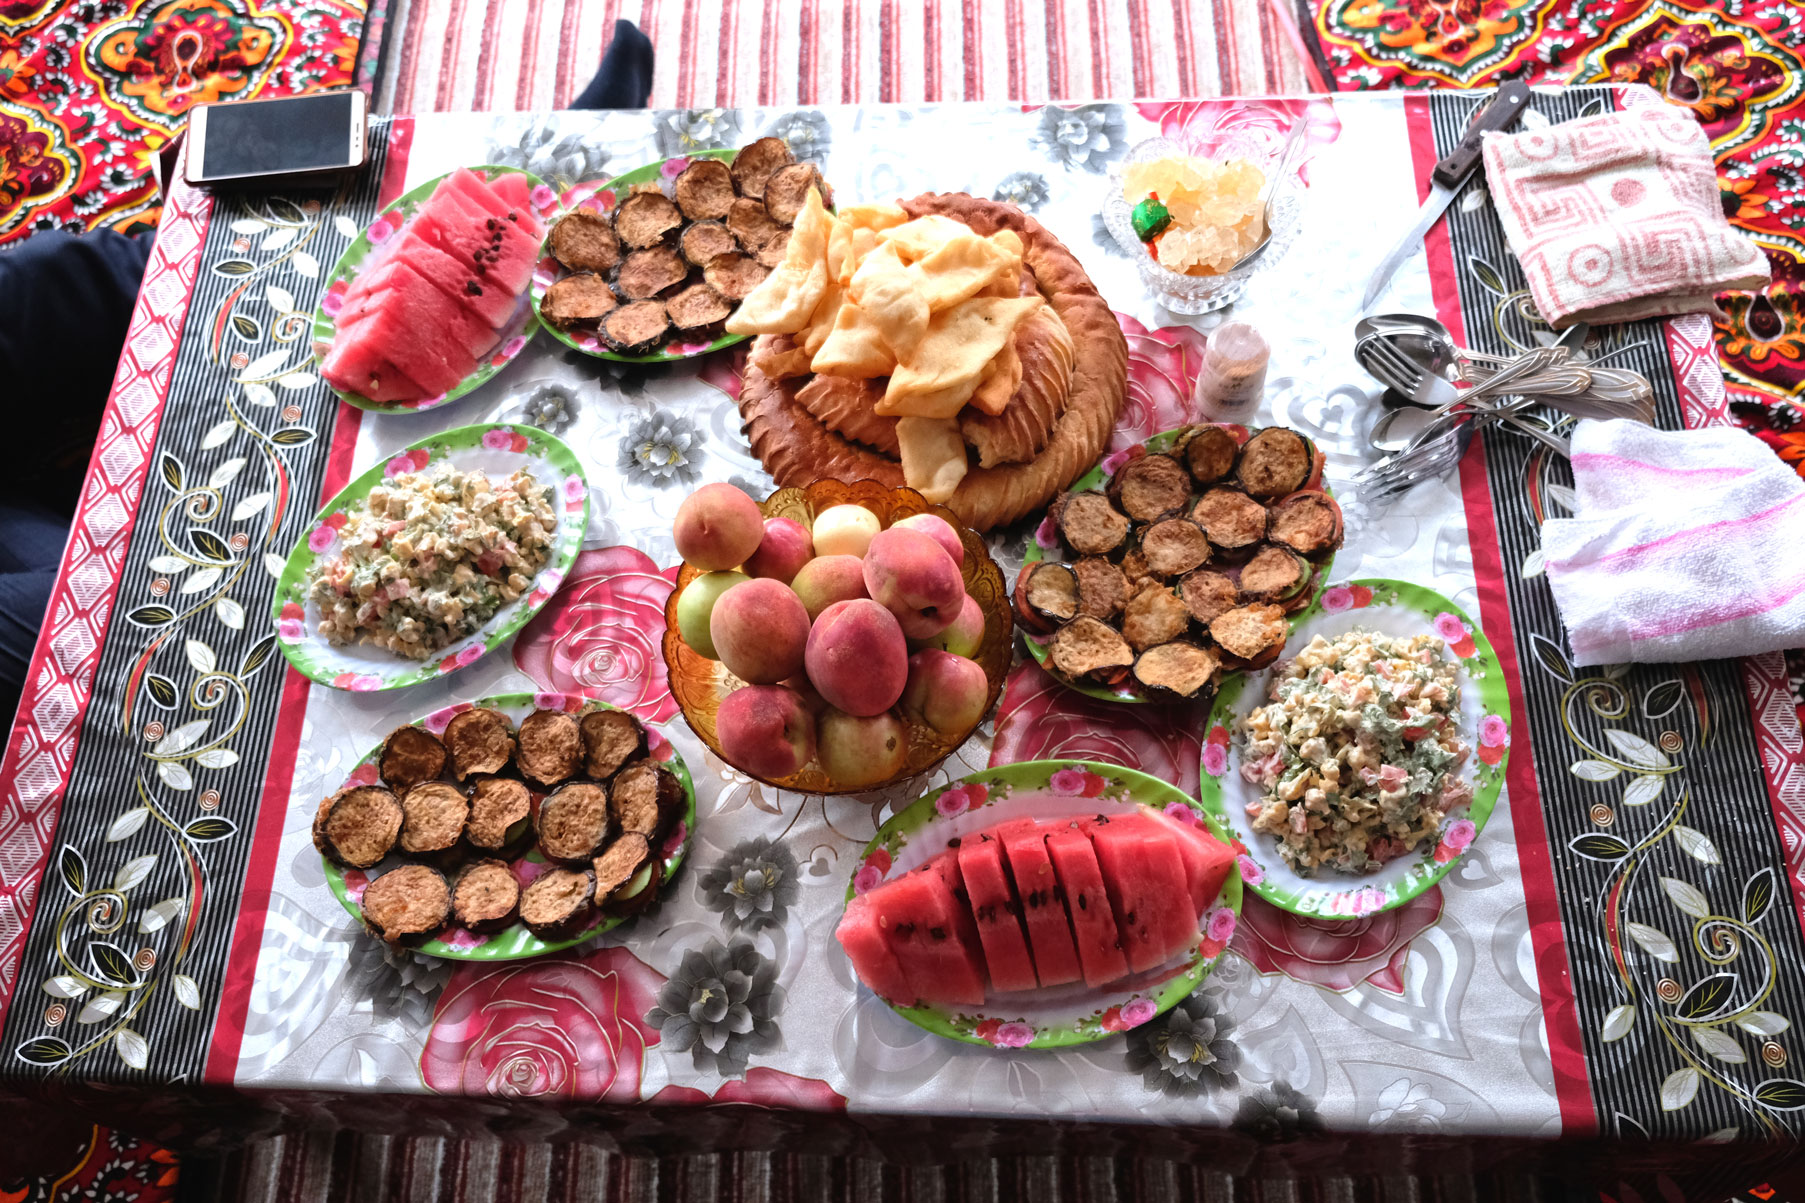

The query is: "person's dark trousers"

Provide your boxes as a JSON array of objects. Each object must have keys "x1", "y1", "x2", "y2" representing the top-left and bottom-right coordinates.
[
  {"x1": 0, "y1": 229, "x2": 154, "y2": 728},
  {"x1": 571, "y1": 19, "x2": 654, "y2": 108}
]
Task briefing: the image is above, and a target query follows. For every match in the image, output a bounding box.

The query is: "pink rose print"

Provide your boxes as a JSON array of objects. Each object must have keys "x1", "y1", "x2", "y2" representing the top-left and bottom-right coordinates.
[
  {"x1": 992, "y1": 660, "x2": 1208, "y2": 796},
  {"x1": 852, "y1": 864, "x2": 885, "y2": 895},
  {"x1": 863, "y1": 847, "x2": 892, "y2": 876},
  {"x1": 992, "y1": 1021, "x2": 1035, "y2": 1048},
  {"x1": 442, "y1": 927, "x2": 488, "y2": 952},
  {"x1": 343, "y1": 868, "x2": 369, "y2": 903},
  {"x1": 1236, "y1": 853, "x2": 1264, "y2": 885},
  {"x1": 422, "y1": 945, "x2": 665, "y2": 1099},
  {"x1": 345, "y1": 762, "x2": 380, "y2": 788},
  {"x1": 307, "y1": 525, "x2": 338, "y2": 553},
  {"x1": 1353, "y1": 887, "x2": 1387, "y2": 916},
  {"x1": 561, "y1": 474, "x2": 587, "y2": 510},
  {"x1": 366, "y1": 213, "x2": 398, "y2": 244},
  {"x1": 935, "y1": 782, "x2": 988, "y2": 817},
  {"x1": 386, "y1": 448, "x2": 430, "y2": 478},
  {"x1": 1163, "y1": 801, "x2": 1201, "y2": 827},
  {"x1": 278, "y1": 618, "x2": 305, "y2": 641},
  {"x1": 513, "y1": 546, "x2": 681, "y2": 723},
  {"x1": 1100, "y1": 443, "x2": 1145, "y2": 477},
  {"x1": 1206, "y1": 907, "x2": 1238, "y2": 943},
  {"x1": 1048, "y1": 766, "x2": 1105, "y2": 797},
  {"x1": 529, "y1": 184, "x2": 557, "y2": 211},
  {"x1": 1111, "y1": 315, "x2": 1211, "y2": 453},
  {"x1": 1034, "y1": 514, "x2": 1058, "y2": 550},
  {"x1": 578, "y1": 334, "x2": 602, "y2": 352},
  {"x1": 482, "y1": 428, "x2": 515, "y2": 451},
  {"x1": 1202, "y1": 742, "x2": 1229, "y2": 777},
  {"x1": 1480, "y1": 715, "x2": 1509, "y2": 748},
  {"x1": 1119, "y1": 997, "x2": 1158, "y2": 1027},
  {"x1": 333, "y1": 672, "x2": 381, "y2": 691},
  {"x1": 500, "y1": 336, "x2": 528, "y2": 360},
  {"x1": 1134, "y1": 98, "x2": 1342, "y2": 186},
  {"x1": 321, "y1": 281, "x2": 347, "y2": 317},
  {"x1": 513, "y1": 859, "x2": 554, "y2": 887},
  {"x1": 1321, "y1": 586, "x2": 1353, "y2": 613},
  {"x1": 660, "y1": 820, "x2": 688, "y2": 860},
  {"x1": 1232, "y1": 888, "x2": 1443, "y2": 993},
  {"x1": 649, "y1": 1068, "x2": 847, "y2": 1111},
  {"x1": 423, "y1": 703, "x2": 472, "y2": 734},
  {"x1": 661, "y1": 157, "x2": 692, "y2": 178},
  {"x1": 1434, "y1": 818, "x2": 1478, "y2": 865},
  {"x1": 1433, "y1": 612, "x2": 1468, "y2": 643},
  {"x1": 534, "y1": 691, "x2": 566, "y2": 711}
]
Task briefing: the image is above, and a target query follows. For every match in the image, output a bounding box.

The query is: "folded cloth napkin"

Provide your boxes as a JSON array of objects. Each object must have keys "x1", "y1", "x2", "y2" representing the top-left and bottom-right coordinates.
[
  {"x1": 1543, "y1": 419, "x2": 1805, "y2": 666},
  {"x1": 1481, "y1": 106, "x2": 1770, "y2": 328}
]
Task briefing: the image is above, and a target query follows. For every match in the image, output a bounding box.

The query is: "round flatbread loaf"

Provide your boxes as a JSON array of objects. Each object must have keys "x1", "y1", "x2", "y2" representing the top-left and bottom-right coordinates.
[{"x1": 736, "y1": 192, "x2": 1125, "y2": 532}]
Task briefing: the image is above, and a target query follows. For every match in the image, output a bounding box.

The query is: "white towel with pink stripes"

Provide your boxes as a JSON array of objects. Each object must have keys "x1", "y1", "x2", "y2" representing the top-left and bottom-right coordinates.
[{"x1": 1543, "y1": 418, "x2": 1805, "y2": 667}]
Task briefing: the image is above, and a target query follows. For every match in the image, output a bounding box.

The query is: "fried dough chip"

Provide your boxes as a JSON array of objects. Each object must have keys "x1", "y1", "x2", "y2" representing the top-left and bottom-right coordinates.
[
  {"x1": 876, "y1": 295, "x2": 1042, "y2": 418},
  {"x1": 879, "y1": 215, "x2": 976, "y2": 263},
  {"x1": 895, "y1": 416, "x2": 970, "y2": 504},
  {"x1": 968, "y1": 336, "x2": 1024, "y2": 417},
  {"x1": 801, "y1": 274, "x2": 844, "y2": 358},
  {"x1": 911, "y1": 232, "x2": 1020, "y2": 312},
  {"x1": 838, "y1": 203, "x2": 908, "y2": 233},
  {"x1": 846, "y1": 243, "x2": 931, "y2": 359},
  {"x1": 751, "y1": 335, "x2": 815, "y2": 379},
  {"x1": 725, "y1": 187, "x2": 832, "y2": 335},
  {"x1": 811, "y1": 300, "x2": 897, "y2": 377}
]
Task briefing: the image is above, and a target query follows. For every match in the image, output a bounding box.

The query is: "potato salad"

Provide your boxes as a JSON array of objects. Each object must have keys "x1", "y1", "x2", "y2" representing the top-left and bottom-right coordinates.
[
  {"x1": 307, "y1": 463, "x2": 555, "y2": 658},
  {"x1": 1240, "y1": 629, "x2": 1471, "y2": 875}
]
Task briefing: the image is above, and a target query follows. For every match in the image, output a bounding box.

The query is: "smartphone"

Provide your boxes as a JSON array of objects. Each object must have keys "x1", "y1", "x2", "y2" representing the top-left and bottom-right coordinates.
[{"x1": 184, "y1": 90, "x2": 368, "y2": 188}]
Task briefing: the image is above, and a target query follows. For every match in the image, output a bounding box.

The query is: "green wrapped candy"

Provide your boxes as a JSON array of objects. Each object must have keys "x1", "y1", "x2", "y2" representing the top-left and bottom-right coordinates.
[{"x1": 1131, "y1": 195, "x2": 1171, "y2": 241}]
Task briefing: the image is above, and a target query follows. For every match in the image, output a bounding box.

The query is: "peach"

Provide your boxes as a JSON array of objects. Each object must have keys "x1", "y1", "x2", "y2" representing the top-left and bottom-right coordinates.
[
  {"x1": 817, "y1": 708, "x2": 909, "y2": 788},
  {"x1": 893, "y1": 513, "x2": 965, "y2": 569},
  {"x1": 805, "y1": 599, "x2": 909, "y2": 716},
  {"x1": 710, "y1": 578, "x2": 810, "y2": 684},
  {"x1": 675, "y1": 571, "x2": 749, "y2": 659},
  {"x1": 674, "y1": 483, "x2": 765, "y2": 571},
  {"x1": 900, "y1": 650, "x2": 991, "y2": 735},
  {"x1": 863, "y1": 527, "x2": 964, "y2": 640},
  {"x1": 717, "y1": 685, "x2": 816, "y2": 779},
  {"x1": 791, "y1": 555, "x2": 869, "y2": 622},
  {"x1": 743, "y1": 516, "x2": 814, "y2": 584},
  {"x1": 811, "y1": 504, "x2": 881, "y2": 558},
  {"x1": 911, "y1": 593, "x2": 986, "y2": 659}
]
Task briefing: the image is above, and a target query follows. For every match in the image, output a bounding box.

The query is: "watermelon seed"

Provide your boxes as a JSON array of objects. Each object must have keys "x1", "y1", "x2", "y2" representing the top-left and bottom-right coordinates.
[
  {"x1": 928, "y1": 926, "x2": 947, "y2": 941},
  {"x1": 508, "y1": 212, "x2": 519, "y2": 221},
  {"x1": 466, "y1": 281, "x2": 482, "y2": 295},
  {"x1": 1077, "y1": 894, "x2": 1088, "y2": 911}
]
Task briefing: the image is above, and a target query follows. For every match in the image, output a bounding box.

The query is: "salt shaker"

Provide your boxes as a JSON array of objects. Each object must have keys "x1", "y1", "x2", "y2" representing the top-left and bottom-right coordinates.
[{"x1": 1193, "y1": 321, "x2": 1270, "y2": 422}]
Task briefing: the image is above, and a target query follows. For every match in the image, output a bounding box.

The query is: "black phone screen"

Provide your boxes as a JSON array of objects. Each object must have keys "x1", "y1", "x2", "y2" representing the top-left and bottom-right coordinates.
[{"x1": 200, "y1": 92, "x2": 359, "y2": 179}]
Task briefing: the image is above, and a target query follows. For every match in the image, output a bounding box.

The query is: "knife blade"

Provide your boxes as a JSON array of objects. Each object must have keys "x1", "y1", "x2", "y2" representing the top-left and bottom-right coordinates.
[{"x1": 1361, "y1": 80, "x2": 1533, "y2": 311}]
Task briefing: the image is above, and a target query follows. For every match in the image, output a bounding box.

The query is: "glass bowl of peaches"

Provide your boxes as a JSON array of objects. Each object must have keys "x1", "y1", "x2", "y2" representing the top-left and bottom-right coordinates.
[{"x1": 661, "y1": 479, "x2": 1014, "y2": 795}]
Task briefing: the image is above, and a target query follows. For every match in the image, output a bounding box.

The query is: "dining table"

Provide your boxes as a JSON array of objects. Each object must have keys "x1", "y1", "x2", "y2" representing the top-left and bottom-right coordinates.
[{"x1": 0, "y1": 85, "x2": 1800, "y2": 1198}]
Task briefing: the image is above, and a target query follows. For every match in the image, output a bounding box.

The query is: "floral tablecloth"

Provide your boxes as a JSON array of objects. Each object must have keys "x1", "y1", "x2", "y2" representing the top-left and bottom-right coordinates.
[{"x1": 1, "y1": 93, "x2": 1801, "y2": 1189}]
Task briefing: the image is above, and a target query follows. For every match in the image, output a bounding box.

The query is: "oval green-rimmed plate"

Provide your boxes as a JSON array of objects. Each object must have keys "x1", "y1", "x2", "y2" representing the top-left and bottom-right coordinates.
[
  {"x1": 321, "y1": 691, "x2": 697, "y2": 960},
  {"x1": 271, "y1": 423, "x2": 588, "y2": 691},
  {"x1": 1195, "y1": 579, "x2": 1510, "y2": 919},
  {"x1": 846, "y1": 759, "x2": 1242, "y2": 1050},
  {"x1": 313, "y1": 165, "x2": 554, "y2": 414},
  {"x1": 1021, "y1": 425, "x2": 1338, "y2": 703},
  {"x1": 531, "y1": 148, "x2": 749, "y2": 364}
]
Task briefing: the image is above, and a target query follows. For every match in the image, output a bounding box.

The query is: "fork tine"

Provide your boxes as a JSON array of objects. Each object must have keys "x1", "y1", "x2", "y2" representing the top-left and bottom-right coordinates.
[{"x1": 1365, "y1": 336, "x2": 1423, "y2": 388}]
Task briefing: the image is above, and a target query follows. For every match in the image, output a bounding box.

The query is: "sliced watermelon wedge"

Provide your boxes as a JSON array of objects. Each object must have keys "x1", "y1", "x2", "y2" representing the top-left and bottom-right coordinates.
[
  {"x1": 956, "y1": 834, "x2": 1038, "y2": 993},
  {"x1": 865, "y1": 860, "x2": 988, "y2": 1007},
  {"x1": 999, "y1": 822, "x2": 1083, "y2": 988},
  {"x1": 440, "y1": 168, "x2": 515, "y2": 222},
  {"x1": 1085, "y1": 816, "x2": 1195, "y2": 973},
  {"x1": 321, "y1": 331, "x2": 430, "y2": 403},
  {"x1": 486, "y1": 171, "x2": 543, "y2": 235},
  {"x1": 835, "y1": 894, "x2": 916, "y2": 1006},
  {"x1": 1158, "y1": 812, "x2": 1236, "y2": 913},
  {"x1": 364, "y1": 230, "x2": 525, "y2": 331},
  {"x1": 1044, "y1": 824, "x2": 1129, "y2": 988},
  {"x1": 411, "y1": 198, "x2": 538, "y2": 298}
]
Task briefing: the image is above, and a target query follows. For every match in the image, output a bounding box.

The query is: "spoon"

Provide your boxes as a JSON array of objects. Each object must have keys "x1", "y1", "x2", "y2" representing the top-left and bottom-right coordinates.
[{"x1": 1231, "y1": 120, "x2": 1310, "y2": 271}]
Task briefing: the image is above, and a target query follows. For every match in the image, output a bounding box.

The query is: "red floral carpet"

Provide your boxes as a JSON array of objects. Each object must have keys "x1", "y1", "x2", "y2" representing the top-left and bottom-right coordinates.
[
  {"x1": 1298, "y1": 0, "x2": 1805, "y2": 726},
  {"x1": 0, "y1": 0, "x2": 367, "y2": 243}
]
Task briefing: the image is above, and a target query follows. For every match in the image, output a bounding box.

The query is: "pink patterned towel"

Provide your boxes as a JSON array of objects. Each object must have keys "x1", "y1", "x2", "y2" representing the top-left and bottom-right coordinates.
[
  {"x1": 1481, "y1": 106, "x2": 1769, "y2": 328},
  {"x1": 1543, "y1": 420, "x2": 1805, "y2": 666}
]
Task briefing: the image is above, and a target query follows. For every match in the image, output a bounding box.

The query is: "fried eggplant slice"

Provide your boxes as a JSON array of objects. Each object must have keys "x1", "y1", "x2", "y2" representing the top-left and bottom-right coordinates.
[
  {"x1": 665, "y1": 282, "x2": 732, "y2": 333},
  {"x1": 465, "y1": 775, "x2": 532, "y2": 853},
  {"x1": 516, "y1": 709, "x2": 584, "y2": 787},
  {"x1": 1236, "y1": 427, "x2": 1313, "y2": 498},
  {"x1": 1132, "y1": 641, "x2": 1221, "y2": 702},
  {"x1": 681, "y1": 219, "x2": 739, "y2": 268},
  {"x1": 673, "y1": 158, "x2": 736, "y2": 220},
  {"x1": 602, "y1": 300, "x2": 671, "y2": 354},
  {"x1": 1179, "y1": 425, "x2": 1241, "y2": 485},
  {"x1": 1049, "y1": 616, "x2": 1136, "y2": 684},
  {"x1": 1013, "y1": 561, "x2": 1079, "y2": 633},
  {"x1": 398, "y1": 781, "x2": 469, "y2": 856},
  {"x1": 548, "y1": 209, "x2": 622, "y2": 273},
  {"x1": 593, "y1": 832, "x2": 653, "y2": 907},
  {"x1": 608, "y1": 861, "x2": 665, "y2": 916},
  {"x1": 730, "y1": 136, "x2": 796, "y2": 199},
  {"x1": 610, "y1": 759, "x2": 681, "y2": 840},
  {"x1": 536, "y1": 782, "x2": 614, "y2": 865},
  {"x1": 1122, "y1": 584, "x2": 1192, "y2": 652},
  {"x1": 518, "y1": 867, "x2": 596, "y2": 940},
  {"x1": 1109, "y1": 453, "x2": 1193, "y2": 522},
  {"x1": 1190, "y1": 488, "x2": 1267, "y2": 555},
  {"x1": 443, "y1": 708, "x2": 515, "y2": 780},
  {"x1": 763, "y1": 163, "x2": 830, "y2": 224},
  {"x1": 1179, "y1": 569, "x2": 1240, "y2": 626},
  {"x1": 704, "y1": 252, "x2": 771, "y2": 301},
  {"x1": 1238, "y1": 544, "x2": 1311, "y2": 603},
  {"x1": 1209, "y1": 603, "x2": 1289, "y2": 666},
  {"x1": 615, "y1": 190, "x2": 683, "y2": 248},
  {"x1": 617, "y1": 246, "x2": 689, "y2": 299},
  {"x1": 317, "y1": 785, "x2": 404, "y2": 869},
  {"x1": 1139, "y1": 519, "x2": 1213, "y2": 578},
  {"x1": 581, "y1": 708, "x2": 646, "y2": 781},
  {"x1": 360, "y1": 864, "x2": 450, "y2": 945},
  {"x1": 1267, "y1": 490, "x2": 1342, "y2": 559},
  {"x1": 754, "y1": 226, "x2": 792, "y2": 268},
  {"x1": 380, "y1": 726, "x2": 447, "y2": 792},
  {"x1": 452, "y1": 858, "x2": 521, "y2": 933},
  {"x1": 541, "y1": 272, "x2": 619, "y2": 330},
  {"x1": 1055, "y1": 491, "x2": 1131, "y2": 556},
  {"x1": 1073, "y1": 556, "x2": 1128, "y2": 621},
  {"x1": 727, "y1": 198, "x2": 786, "y2": 256}
]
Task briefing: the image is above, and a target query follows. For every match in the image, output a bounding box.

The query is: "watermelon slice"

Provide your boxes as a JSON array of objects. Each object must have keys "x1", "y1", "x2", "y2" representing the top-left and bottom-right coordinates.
[
  {"x1": 486, "y1": 171, "x2": 543, "y2": 235},
  {"x1": 999, "y1": 822, "x2": 1083, "y2": 988},
  {"x1": 335, "y1": 273, "x2": 476, "y2": 396},
  {"x1": 321, "y1": 327, "x2": 432, "y2": 403},
  {"x1": 411, "y1": 200, "x2": 538, "y2": 298},
  {"x1": 835, "y1": 894, "x2": 916, "y2": 1006},
  {"x1": 440, "y1": 168, "x2": 516, "y2": 221},
  {"x1": 955, "y1": 833, "x2": 1038, "y2": 993},
  {"x1": 424, "y1": 182, "x2": 543, "y2": 265},
  {"x1": 357, "y1": 231, "x2": 524, "y2": 331},
  {"x1": 1044, "y1": 825, "x2": 1129, "y2": 988},
  {"x1": 865, "y1": 860, "x2": 988, "y2": 1007},
  {"x1": 1159, "y1": 812, "x2": 1237, "y2": 912},
  {"x1": 1086, "y1": 816, "x2": 1195, "y2": 973}
]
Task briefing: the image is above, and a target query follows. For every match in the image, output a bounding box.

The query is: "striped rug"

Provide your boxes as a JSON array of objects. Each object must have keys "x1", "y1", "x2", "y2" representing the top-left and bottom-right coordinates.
[{"x1": 369, "y1": 0, "x2": 1323, "y2": 115}]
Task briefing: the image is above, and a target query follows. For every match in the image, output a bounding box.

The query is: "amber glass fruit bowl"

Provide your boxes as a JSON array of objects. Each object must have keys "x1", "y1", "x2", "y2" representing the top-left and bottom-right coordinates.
[{"x1": 662, "y1": 479, "x2": 1014, "y2": 795}]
